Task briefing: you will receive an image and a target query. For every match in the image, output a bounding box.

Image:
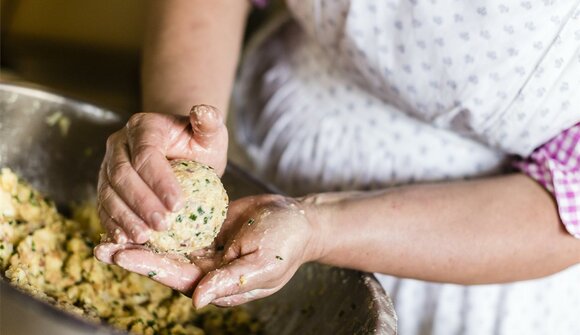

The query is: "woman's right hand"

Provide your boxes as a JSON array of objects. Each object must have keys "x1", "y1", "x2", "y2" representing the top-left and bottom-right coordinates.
[{"x1": 97, "y1": 105, "x2": 228, "y2": 244}]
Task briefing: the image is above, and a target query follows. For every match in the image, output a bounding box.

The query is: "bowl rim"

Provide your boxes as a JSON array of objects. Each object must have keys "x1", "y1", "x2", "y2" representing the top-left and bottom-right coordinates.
[{"x1": 0, "y1": 80, "x2": 121, "y2": 123}]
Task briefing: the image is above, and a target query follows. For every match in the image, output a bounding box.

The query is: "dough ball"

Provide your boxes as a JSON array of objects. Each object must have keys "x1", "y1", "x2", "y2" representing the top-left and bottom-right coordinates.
[{"x1": 146, "y1": 160, "x2": 228, "y2": 255}]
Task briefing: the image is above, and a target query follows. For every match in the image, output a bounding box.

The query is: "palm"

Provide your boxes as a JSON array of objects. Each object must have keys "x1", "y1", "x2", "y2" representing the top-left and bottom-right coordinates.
[{"x1": 95, "y1": 194, "x2": 315, "y2": 308}]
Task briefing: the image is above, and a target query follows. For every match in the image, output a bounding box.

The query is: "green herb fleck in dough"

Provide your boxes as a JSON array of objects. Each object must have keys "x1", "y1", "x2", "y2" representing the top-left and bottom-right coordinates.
[
  {"x1": 31, "y1": 241, "x2": 36, "y2": 252},
  {"x1": 146, "y1": 160, "x2": 229, "y2": 254},
  {"x1": 147, "y1": 271, "x2": 157, "y2": 278},
  {"x1": 247, "y1": 218, "x2": 255, "y2": 225}
]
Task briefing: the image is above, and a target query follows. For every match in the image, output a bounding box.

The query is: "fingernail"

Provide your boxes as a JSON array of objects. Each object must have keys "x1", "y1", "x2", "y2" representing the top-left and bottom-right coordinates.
[
  {"x1": 150, "y1": 212, "x2": 167, "y2": 231},
  {"x1": 165, "y1": 194, "x2": 183, "y2": 212},
  {"x1": 197, "y1": 293, "x2": 216, "y2": 309},
  {"x1": 131, "y1": 227, "x2": 150, "y2": 244},
  {"x1": 192, "y1": 104, "x2": 213, "y2": 117},
  {"x1": 94, "y1": 245, "x2": 112, "y2": 264},
  {"x1": 191, "y1": 105, "x2": 223, "y2": 129},
  {"x1": 113, "y1": 228, "x2": 128, "y2": 244}
]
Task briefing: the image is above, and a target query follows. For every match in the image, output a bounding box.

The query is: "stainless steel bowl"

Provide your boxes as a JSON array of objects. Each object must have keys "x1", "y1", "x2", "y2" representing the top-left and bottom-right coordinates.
[{"x1": 0, "y1": 82, "x2": 397, "y2": 335}]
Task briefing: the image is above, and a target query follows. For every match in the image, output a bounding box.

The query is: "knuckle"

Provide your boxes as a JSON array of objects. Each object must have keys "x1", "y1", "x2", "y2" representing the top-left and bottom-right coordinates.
[
  {"x1": 97, "y1": 171, "x2": 107, "y2": 192},
  {"x1": 105, "y1": 132, "x2": 119, "y2": 151},
  {"x1": 108, "y1": 162, "x2": 132, "y2": 189},
  {"x1": 116, "y1": 210, "x2": 140, "y2": 228},
  {"x1": 131, "y1": 146, "x2": 156, "y2": 172},
  {"x1": 98, "y1": 186, "x2": 115, "y2": 207},
  {"x1": 105, "y1": 136, "x2": 113, "y2": 150},
  {"x1": 97, "y1": 178, "x2": 111, "y2": 199},
  {"x1": 109, "y1": 174, "x2": 127, "y2": 191},
  {"x1": 126, "y1": 113, "x2": 149, "y2": 129}
]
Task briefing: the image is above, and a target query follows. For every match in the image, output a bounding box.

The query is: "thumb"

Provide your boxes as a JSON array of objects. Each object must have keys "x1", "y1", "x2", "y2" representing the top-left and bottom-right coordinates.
[
  {"x1": 189, "y1": 104, "x2": 225, "y2": 148},
  {"x1": 192, "y1": 251, "x2": 291, "y2": 309},
  {"x1": 192, "y1": 255, "x2": 265, "y2": 309}
]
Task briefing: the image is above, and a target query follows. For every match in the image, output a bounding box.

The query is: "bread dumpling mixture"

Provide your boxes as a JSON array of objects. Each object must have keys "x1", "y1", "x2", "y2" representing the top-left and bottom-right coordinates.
[
  {"x1": 146, "y1": 160, "x2": 228, "y2": 255},
  {"x1": 0, "y1": 168, "x2": 259, "y2": 335}
]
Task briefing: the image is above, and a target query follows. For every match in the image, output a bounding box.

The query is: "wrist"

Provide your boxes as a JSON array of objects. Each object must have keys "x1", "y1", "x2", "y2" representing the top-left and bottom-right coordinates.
[
  {"x1": 297, "y1": 193, "x2": 339, "y2": 263},
  {"x1": 298, "y1": 191, "x2": 375, "y2": 265}
]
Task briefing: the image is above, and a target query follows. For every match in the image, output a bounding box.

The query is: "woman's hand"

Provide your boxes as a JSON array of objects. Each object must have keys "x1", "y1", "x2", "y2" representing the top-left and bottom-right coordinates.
[
  {"x1": 94, "y1": 194, "x2": 322, "y2": 308},
  {"x1": 97, "y1": 105, "x2": 228, "y2": 244}
]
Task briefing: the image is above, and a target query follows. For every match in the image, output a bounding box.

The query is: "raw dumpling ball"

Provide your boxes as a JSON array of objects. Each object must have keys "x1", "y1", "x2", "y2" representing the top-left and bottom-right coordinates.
[{"x1": 146, "y1": 160, "x2": 228, "y2": 255}]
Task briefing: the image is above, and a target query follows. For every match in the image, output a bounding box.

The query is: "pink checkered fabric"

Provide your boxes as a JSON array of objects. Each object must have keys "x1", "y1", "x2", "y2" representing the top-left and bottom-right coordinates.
[{"x1": 515, "y1": 123, "x2": 580, "y2": 238}]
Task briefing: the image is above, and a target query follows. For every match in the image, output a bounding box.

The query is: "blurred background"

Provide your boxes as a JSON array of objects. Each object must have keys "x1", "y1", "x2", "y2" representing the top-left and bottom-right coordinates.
[
  {"x1": 1, "y1": 0, "x2": 145, "y2": 112},
  {"x1": 0, "y1": 0, "x2": 275, "y2": 167}
]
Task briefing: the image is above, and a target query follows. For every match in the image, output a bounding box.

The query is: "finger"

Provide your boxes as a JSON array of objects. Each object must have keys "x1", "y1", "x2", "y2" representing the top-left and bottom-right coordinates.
[
  {"x1": 125, "y1": 113, "x2": 185, "y2": 211},
  {"x1": 189, "y1": 105, "x2": 226, "y2": 148},
  {"x1": 212, "y1": 196, "x2": 278, "y2": 254},
  {"x1": 113, "y1": 249, "x2": 204, "y2": 295},
  {"x1": 93, "y1": 242, "x2": 146, "y2": 264},
  {"x1": 191, "y1": 258, "x2": 219, "y2": 274},
  {"x1": 211, "y1": 287, "x2": 279, "y2": 307},
  {"x1": 97, "y1": 157, "x2": 128, "y2": 242},
  {"x1": 189, "y1": 105, "x2": 228, "y2": 176},
  {"x1": 187, "y1": 246, "x2": 222, "y2": 269},
  {"x1": 213, "y1": 198, "x2": 255, "y2": 247},
  {"x1": 129, "y1": 143, "x2": 183, "y2": 212},
  {"x1": 98, "y1": 177, "x2": 151, "y2": 244},
  {"x1": 192, "y1": 254, "x2": 280, "y2": 309},
  {"x1": 97, "y1": 205, "x2": 129, "y2": 244},
  {"x1": 104, "y1": 141, "x2": 170, "y2": 230}
]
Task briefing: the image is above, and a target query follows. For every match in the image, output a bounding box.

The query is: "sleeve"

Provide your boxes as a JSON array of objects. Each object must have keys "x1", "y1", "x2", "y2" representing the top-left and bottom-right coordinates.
[{"x1": 514, "y1": 122, "x2": 580, "y2": 238}]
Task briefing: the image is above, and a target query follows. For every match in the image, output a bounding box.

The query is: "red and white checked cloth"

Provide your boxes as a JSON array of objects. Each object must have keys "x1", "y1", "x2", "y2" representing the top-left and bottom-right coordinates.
[{"x1": 515, "y1": 123, "x2": 580, "y2": 238}]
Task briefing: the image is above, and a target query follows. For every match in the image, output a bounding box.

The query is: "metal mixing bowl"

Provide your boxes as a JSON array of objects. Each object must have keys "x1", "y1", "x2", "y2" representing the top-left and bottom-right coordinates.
[{"x1": 0, "y1": 82, "x2": 397, "y2": 335}]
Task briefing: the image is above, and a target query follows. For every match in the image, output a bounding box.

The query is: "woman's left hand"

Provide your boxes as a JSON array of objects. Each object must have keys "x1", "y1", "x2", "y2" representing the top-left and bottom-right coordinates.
[{"x1": 94, "y1": 194, "x2": 321, "y2": 308}]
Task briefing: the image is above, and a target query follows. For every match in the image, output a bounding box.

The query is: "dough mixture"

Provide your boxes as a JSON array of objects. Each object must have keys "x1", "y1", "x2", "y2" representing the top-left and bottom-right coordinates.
[
  {"x1": 0, "y1": 168, "x2": 259, "y2": 335},
  {"x1": 146, "y1": 160, "x2": 228, "y2": 255}
]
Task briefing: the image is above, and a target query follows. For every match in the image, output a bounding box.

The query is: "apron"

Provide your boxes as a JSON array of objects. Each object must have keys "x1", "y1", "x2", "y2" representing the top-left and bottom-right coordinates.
[{"x1": 234, "y1": 1, "x2": 580, "y2": 333}]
